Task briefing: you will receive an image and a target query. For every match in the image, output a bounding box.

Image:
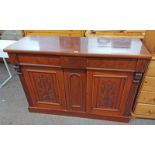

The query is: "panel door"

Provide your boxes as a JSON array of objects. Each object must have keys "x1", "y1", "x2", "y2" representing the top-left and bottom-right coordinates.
[
  {"x1": 22, "y1": 66, "x2": 66, "y2": 110},
  {"x1": 64, "y1": 69, "x2": 86, "y2": 112},
  {"x1": 87, "y1": 70, "x2": 133, "y2": 115}
]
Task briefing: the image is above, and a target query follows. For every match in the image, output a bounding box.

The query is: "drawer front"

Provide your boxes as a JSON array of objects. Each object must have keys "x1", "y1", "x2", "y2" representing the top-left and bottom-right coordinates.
[
  {"x1": 134, "y1": 103, "x2": 155, "y2": 118},
  {"x1": 61, "y1": 57, "x2": 86, "y2": 69},
  {"x1": 146, "y1": 60, "x2": 155, "y2": 76},
  {"x1": 18, "y1": 54, "x2": 61, "y2": 67},
  {"x1": 26, "y1": 32, "x2": 71, "y2": 36},
  {"x1": 137, "y1": 91, "x2": 155, "y2": 105},
  {"x1": 25, "y1": 30, "x2": 83, "y2": 33},
  {"x1": 141, "y1": 76, "x2": 155, "y2": 91},
  {"x1": 87, "y1": 58, "x2": 137, "y2": 71},
  {"x1": 24, "y1": 30, "x2": 84, "y2": 36}
]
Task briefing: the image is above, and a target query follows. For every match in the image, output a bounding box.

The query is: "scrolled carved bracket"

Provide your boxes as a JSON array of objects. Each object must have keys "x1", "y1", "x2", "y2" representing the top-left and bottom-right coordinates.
[
  {"x1": 13, "y1": 64, "x2": 22, "y2": 75},
  {"x1": 133, "y1": 72, "x2": 143, "y2": 84}
]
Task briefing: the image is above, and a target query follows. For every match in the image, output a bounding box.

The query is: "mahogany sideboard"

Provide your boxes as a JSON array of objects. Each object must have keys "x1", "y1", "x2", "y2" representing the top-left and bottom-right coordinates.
[{"x1": 4, "y1": 36, "x2": 151, "y2": 122}]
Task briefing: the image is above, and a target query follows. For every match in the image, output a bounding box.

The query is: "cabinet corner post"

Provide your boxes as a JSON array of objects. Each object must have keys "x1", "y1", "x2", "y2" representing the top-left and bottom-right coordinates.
[{"x1": 13, "y1": 64, "x2": 22, "y2": 75}]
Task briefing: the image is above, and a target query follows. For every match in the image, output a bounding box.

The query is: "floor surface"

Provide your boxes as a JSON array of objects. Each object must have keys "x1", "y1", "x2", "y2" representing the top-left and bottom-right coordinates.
[{"x1": 0, "y1": 62, "x2": 155, "y2": 125}]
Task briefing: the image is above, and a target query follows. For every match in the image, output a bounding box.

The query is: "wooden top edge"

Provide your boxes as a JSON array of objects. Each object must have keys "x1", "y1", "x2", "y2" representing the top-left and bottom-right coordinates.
[
  {"x1": 3, "y1": 36, "x2": 151, "y2": 59},
  {"x1": 4, "y1": 49, "x2": 152, "y2": 59}
]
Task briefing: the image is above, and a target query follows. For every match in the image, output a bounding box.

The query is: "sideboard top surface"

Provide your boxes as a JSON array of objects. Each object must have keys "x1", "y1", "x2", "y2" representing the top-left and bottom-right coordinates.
[{"x1": 4, "y1": 36, "x2": 151, "y2": 59}]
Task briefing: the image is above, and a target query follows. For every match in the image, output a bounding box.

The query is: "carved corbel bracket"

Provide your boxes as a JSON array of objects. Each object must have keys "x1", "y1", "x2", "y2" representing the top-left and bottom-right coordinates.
[
  {"x1": 133, "y1": 72, "x2": 143, "y2": 84},
  {"x1": 13, "y1": 64, "x2": 22, "y2": 75}
]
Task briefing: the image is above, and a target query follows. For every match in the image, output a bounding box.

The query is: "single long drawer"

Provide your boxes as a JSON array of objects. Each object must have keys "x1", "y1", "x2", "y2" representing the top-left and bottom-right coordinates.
[
  {"x1": 146, "y1": 60, "x2": 155, "y2": 76},
  {"x1": 61, "y1": 57, "x2": 86, "y2": 69},
  {"x1": 134, "y1": 103, "x2": 155, "y2": 118},
  {"x1": 18, "y1": 54, "x2": 61, "y2": 67},
  {"x1": 87, "y1": 58, "x2": 137, "y2": 71},
  {"x1": 141, "y1": 76, "x2": 155, "y2": 91},
  {"x1": 137, "y1": 91, "x2": 155, "y2": 105}
]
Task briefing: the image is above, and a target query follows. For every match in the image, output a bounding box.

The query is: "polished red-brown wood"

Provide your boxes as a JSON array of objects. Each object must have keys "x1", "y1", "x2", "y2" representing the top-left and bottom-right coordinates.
[
  {"x1": 64, "y1": 69, "x2": 86, "y2": 112},
  {"x1": 22, "y1": 66, "x2": 66, "y2": 110},
  {"x1": 4, "y1": 36, "x2": 151, "y2": 59},
  {"x1": 4, "y1": 36, "x2": 151, "y2": 122},
  {"x1": 87, "y1": 70, "x2": 133, "y2": 116}
]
